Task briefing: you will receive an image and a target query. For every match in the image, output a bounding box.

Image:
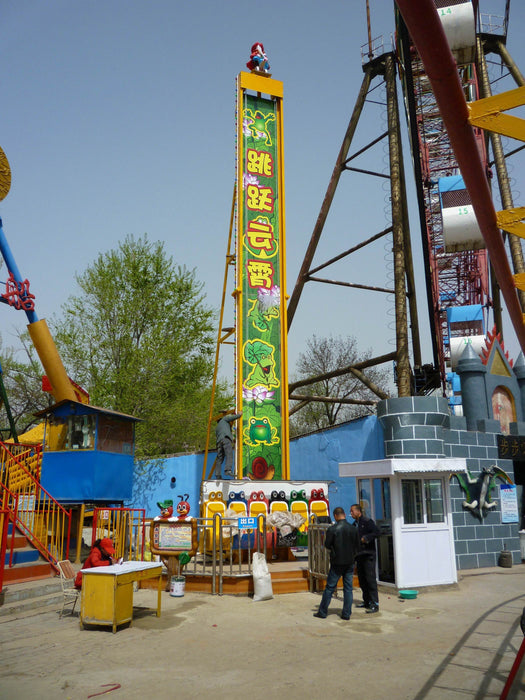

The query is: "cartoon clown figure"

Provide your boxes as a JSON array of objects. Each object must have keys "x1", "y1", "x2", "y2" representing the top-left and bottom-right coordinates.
[{"x1": 247, "y1": 42, "x2": 270, "y2": 73}]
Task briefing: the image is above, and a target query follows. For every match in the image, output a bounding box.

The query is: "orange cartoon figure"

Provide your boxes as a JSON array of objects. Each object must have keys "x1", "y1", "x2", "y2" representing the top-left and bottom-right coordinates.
[{"x1": 176, "y1": 494, "x2": 191, "y2": 520}]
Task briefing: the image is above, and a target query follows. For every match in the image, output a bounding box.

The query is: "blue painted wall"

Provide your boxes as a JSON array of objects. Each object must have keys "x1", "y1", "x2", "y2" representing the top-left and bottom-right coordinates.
[
  {"x1": 130, "y1": 453, "x2": 206, "y2": 520},
  {"x1": 289, "y1": 415, "x2": 384, "y2": 513},
  {"x1": 130, "y1": 415, "x2": 385, "y2": 518}
]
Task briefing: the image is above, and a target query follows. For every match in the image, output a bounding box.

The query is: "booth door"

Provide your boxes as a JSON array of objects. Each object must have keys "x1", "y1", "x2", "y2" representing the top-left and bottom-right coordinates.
[
  {"x1": 358, "y1": 478, "x2": 394, "y2": 584},
  {"x1": 398, "y1": 476, "x2": 456, "y2": 586}
]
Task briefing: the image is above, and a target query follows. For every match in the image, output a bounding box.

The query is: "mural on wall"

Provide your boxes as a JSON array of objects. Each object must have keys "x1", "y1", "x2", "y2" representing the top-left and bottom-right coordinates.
[
  {"x1": 491, "y1": 386, "x2": 516, "y2": 435},
  {"x1": 481, "y1": 328, "x2": 517, "y2": 434},
  {"x1": 236, "y1": 72, "x2": 289, "y2": 481},
  {"x1": 452, "y1": 465, "x2": 513, "y2": 520}
]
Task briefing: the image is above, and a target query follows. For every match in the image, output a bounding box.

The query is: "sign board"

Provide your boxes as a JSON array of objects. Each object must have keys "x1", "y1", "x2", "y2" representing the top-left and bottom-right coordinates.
[
  {"x1": 497, "y1": 434, "x2": 525, "y2": 460},
  {"x1": 238, "y1": 516, "x2": 257, "y2": 530},
  {"x1": 149, "y1": 519, "x2": 198, "y2": 557},
  {"x1": 500, "y1": 484, "x2": 519, "y2": 524}
]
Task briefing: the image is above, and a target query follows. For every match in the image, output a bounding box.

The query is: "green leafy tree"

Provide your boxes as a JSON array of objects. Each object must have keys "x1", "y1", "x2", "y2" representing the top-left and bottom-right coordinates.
[
  {"x1": 289, "y1": 334, "x2": 391, "y2": 437},
  {"x1": 0, "y1": 333, "x2": 53, "y2": 438},
  {"x1": 52, "y1": 234, "x2": 227, "y2": 457}
]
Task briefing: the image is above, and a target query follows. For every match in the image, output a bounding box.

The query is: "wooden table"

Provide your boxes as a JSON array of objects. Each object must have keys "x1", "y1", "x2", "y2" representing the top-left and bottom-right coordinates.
[{"x1": 80, "y1": 561, "x2": 162, "y2": 633}]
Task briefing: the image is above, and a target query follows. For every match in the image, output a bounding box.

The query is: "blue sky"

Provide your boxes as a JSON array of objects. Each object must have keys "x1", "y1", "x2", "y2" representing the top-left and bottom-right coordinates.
[{"x1": 2, "y1": 0, "x2": 525, "y2": 388}]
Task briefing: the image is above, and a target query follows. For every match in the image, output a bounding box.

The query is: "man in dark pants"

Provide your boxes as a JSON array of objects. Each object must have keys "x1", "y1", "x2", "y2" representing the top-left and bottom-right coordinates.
[
  {"x1": 350, "y1": 503, "x2": 380, "y2": 613},
  {"x1": 313, "y1": 507, "x2": 360, "y2": 620},
  {"x1": 215, "y1": 410, "x2": 242, "y2": 478}
]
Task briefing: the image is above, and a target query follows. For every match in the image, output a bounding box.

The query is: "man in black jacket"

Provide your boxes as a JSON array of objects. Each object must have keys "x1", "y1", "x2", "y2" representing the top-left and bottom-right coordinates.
[
  {"x1": 350, "y1": 503, "x2": 380, "y2": 613},
  {"x1": 313, "y1": 507, "x2": 360, "y2": 620}
]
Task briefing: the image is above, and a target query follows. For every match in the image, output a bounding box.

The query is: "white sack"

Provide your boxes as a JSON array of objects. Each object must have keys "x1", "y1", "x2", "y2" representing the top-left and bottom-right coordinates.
[{"x1": 252, "y1": 552, "x2": 273, "y2": 601}]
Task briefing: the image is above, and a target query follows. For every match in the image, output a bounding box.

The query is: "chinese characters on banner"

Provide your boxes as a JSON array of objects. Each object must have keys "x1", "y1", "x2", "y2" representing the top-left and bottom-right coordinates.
[
  {"x1": 237, "y1": 76, "x2": 288, "y2": 480},
  {"x1": 498, "y1": 434, "x2": 525, "y2": 460}
]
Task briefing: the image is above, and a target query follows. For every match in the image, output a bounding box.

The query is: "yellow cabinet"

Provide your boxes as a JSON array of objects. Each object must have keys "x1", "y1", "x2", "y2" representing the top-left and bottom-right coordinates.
[{"x1": 80, "y1": 562, "x2": 162, "y2": 633}]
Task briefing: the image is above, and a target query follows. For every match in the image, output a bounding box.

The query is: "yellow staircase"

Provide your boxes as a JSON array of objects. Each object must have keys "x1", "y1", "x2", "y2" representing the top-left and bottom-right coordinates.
[{"x1": 0, "y1": 441, "x2": 71, "y2": 586}]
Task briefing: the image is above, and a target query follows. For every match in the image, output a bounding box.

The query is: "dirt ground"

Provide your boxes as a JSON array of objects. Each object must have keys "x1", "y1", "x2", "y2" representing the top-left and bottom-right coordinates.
[{"x1": 1, "y1": 566, "x2": 525, "y2": 700}]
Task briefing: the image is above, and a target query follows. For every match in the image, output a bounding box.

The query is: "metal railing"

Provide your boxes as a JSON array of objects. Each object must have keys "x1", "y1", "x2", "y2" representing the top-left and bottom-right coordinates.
[
  {"x1": 361, "y1": 35, "x2": 385, "y2": 63},
  {"x1": 0, "y1": 507, "x2": 10, "y2": 592},
  {"x1": 479, "y1": 12, "x2": 509, "y2": 37},
  {"x1": 92, "y1": 507, "x2": 146, "y2": 561},
  {"x1": 0, "y1": 442, "x2": 71, "y2": 569},
  {"x1": 180, "y1": 513, "x2": 268, "y2": 595},
  {"x1": 1, "y1": 442, "x2": 42, "y2": 491},
  {"x1": 307, "y1": 519, "x2": 331, "y2": 592}
]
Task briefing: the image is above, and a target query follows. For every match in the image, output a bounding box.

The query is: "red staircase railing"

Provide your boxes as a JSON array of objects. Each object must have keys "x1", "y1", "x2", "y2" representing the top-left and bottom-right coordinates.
[
  {"x1": 0, "y1": 442, "x2": 71, "y2": 578},
  {"x1": 0, "y1": 507, "x2": 10, "y2": 592}
]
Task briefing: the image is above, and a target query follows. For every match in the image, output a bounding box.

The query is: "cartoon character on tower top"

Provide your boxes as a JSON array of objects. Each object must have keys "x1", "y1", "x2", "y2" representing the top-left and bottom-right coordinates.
[{"x1": 247, "y1": 42, "x2": 270, "y2": 74}]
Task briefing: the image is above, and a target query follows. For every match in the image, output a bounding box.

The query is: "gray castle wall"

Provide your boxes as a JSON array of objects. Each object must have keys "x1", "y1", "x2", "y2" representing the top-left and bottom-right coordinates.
[
  {"x1": 446, "y1": 415, "x2": 519, "y2": 569},
  {"x1": 378, "y1": 397, "x2": 521, "y2": 570}
]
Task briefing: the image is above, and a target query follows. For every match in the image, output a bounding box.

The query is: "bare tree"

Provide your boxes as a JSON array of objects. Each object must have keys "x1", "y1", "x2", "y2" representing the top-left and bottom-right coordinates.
[{"x1": 289, "y1": 334, "x2": 391, "y2": 436}]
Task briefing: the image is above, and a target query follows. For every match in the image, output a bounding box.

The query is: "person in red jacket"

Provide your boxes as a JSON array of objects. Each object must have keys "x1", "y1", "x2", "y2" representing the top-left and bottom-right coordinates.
[{"x1": 74, "y1": 538, "x2": 116, "y2": 589}]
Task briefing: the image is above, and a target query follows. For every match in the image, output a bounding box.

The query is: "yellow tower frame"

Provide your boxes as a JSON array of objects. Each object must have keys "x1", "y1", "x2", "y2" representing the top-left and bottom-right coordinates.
[{"x1": 468, "y1": 85, "x2": 525, "y2": 309}]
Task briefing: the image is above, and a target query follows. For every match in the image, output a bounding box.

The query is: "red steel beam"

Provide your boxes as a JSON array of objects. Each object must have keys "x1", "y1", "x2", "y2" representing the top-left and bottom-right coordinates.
[{"x1": 395, "y1": 0, "x2": 525, "y2": 353}]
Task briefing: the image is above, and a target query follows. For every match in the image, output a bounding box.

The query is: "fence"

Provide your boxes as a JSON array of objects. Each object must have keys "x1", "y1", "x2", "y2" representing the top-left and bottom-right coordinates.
[
  {"x1": 142, "y1": 514, "x2": 331, "y2": 595},
  {"x1": 168, "y1": 513, "x2": 268, "y2": 595},
  {"x1": 479, "y1": 11, "x2": 509, "y2": 37},
  {"x1": 0, "y1": 442, "x2": 71, "y2": 568},
  {"x1": 307, "y1": 519, "x2": 331, "y2": 592},
  {"x1": 0, "y1": 442, "x2": 42, "y2": 490},
  {"x1": 92, "y1": 507, "x2": 146, "y2": 561},
  {"x1": 0, "y1": 507, "x2": 9, "y2": 592}
]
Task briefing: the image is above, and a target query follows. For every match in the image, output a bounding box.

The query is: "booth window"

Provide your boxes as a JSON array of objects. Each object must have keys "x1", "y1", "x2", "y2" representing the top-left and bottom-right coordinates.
[
  {"x1": 358, "y1": 478, "x2": 371, "y2": 514},
  {"x1": 46, "y1": 414, "x2": 96, "y2": 451},
  {"x1": 425, "y1": 479, "x2": 445, "y2": 523},
  {"x1": 68, "y1": 415, "x2": 96, "y2": 450},
  {"x1": 402, "y1": 479, "x2": 423, "y2": 524},
  {"x1": 402, "y1": 477, "x2": 445, "y2": 525},
  {"x1": 98, "y1": 415, "x2": 134, "y2": 454}
]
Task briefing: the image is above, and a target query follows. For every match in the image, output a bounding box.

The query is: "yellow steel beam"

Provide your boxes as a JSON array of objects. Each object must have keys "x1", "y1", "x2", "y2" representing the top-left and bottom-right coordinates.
[
  {"x1": 75, "y1": 503, "x2": 85, "y2": 564},
  {"x1": 497, "y1": 206, "x2": 525, "y2": 240},
  {"x1": 201, "y1": 185, "x2": 237, "y2": 485},
  {"x1": 275, "y1": 81, "x2": 290, "y2": 480},
  {"x1": 515, "y1": 274, "x2": 525, "y2": 291},
  {"x1": 235, "y1": 75, "x2": 244, "y2": 478},
  {"x1": 239, "y1": 72, "x2": 283, "y2": 98},
  {"x1": 467, "y1": 86, "x2": 525, "y2": 141}
]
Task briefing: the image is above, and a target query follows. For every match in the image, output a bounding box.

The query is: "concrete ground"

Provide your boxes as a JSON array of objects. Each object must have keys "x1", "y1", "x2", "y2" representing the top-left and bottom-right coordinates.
[{"x1": 1, "y1": 566, "x2": 525, "y2": 700}]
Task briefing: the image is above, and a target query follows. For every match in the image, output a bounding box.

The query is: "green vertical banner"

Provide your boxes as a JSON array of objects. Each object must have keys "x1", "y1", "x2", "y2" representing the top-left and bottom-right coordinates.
[{"x1": 237, "y1": 73, "x2": 288, "y2": 480}]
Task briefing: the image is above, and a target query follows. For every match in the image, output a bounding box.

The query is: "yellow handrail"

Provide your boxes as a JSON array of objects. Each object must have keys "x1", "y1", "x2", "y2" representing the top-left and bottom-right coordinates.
[
  {"x1": 0, "y1": 442, "x2": 71, "y2": 567},
  {"x1": 92, "y1": 507, "x2": 146, "y2": 561}
]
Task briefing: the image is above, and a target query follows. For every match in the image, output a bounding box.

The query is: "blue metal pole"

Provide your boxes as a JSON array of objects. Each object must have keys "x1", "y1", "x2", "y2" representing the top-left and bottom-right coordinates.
[{"x1": 0, "y1": 217, "x2": 38, "y2": 324}]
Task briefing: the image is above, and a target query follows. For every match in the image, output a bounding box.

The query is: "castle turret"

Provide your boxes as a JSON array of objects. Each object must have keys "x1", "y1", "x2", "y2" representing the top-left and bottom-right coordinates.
[{"x1": 456, "y1": 342, "x2": 488, "y2": 430}]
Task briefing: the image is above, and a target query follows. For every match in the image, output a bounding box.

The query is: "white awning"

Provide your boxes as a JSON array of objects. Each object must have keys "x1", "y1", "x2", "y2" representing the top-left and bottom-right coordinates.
[{"x1": 339, "y1": 458, "x2": 467, "y2": 478}]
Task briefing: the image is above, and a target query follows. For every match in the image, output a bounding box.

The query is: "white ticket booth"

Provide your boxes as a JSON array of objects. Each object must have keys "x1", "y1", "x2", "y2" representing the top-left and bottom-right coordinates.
[{"x1": 339, "y1": 458, "x2": 467, "y2": 589}]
